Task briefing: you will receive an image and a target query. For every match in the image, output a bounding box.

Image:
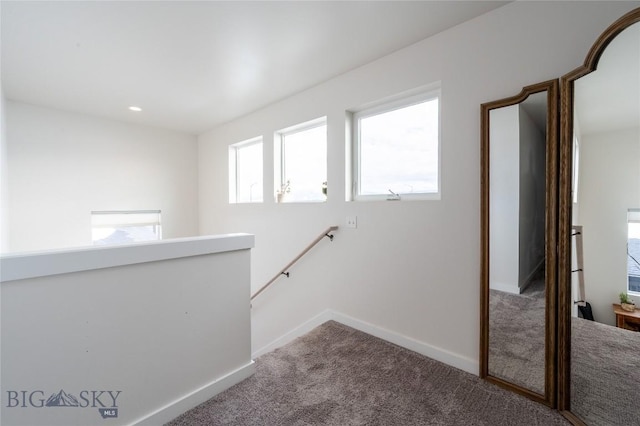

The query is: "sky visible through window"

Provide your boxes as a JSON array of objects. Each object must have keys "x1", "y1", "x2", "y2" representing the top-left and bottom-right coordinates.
[
  {"x1": 91, "y1": 211, "x2": 161, "y2": 245},
  {"x1": 628, "y1": 221, "x2": 640, "y2": 292},
  {"x1": 359, "y1": 98, "x2": 438, "y2": 196},
  {"x1": 282, "y1": 124, "x2": 327, "y2": 202},
  {"x1": 92, "y1": 225, "x2": 160, "y2": 245},
  {"x1": 237, "y1": 142, "x2": 263, "y2": 203}
]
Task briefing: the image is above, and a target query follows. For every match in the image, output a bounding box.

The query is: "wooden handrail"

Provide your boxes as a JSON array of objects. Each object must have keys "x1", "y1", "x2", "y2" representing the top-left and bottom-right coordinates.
[{"x1": 251, "y1": 226, "x2": 338, "y2": 302}]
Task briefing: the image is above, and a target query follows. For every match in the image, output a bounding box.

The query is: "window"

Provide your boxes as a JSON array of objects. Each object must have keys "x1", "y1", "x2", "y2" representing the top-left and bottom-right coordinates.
[
  {"x1": 572, "y1": 134, "x2": 580, "y2": 204},
  {"x1": 229, "y1": 137, "x2": 263, "y2": 203},
  {"x1": 628, "y1": 209, "x2": 640, "y2": 294},
  {"x1": 352, "y1": 90, "x2": 440, "y2": 200},
  {"x1": 275, "y1": 117, "x2": 327, "y2": 203},
  {"x1": 91, "y1": 210, "x2": 161, "y2": 245}
]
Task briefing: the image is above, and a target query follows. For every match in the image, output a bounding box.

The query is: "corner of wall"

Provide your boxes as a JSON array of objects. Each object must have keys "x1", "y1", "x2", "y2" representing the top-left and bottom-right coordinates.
[{"x1": 252, "y1": 309, "x2": 478, "y2": 376}]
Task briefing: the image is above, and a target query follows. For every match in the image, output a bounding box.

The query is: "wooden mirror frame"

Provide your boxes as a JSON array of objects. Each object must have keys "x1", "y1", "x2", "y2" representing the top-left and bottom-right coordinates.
[
  {"x1": 557, "y1": 7, "x2": 640, "y2": 425},
  {"x1": 480, "y1": 79, "x2": 559, "y2": 407}
]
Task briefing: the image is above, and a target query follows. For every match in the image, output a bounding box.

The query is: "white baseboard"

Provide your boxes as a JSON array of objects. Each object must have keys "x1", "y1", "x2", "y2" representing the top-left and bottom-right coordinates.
[
  {"x1": 252, "y1": 309, "x2": 334, "y2": 358},
  {"x1": 490, "y1": 281, "x2": 520, "y2": 294},
  {"x1": 131, "y1": 361, "x2": 255, "y2": 426},
  {"x1": 253, "y1": 309, "x2": 478, "y2": 376},
  {"x1": 330, "y1": 311, "x2": 478, "y2": 375},
  {"x1": 520, "y1": 258, "x2": 545, "y2": 293},
  {"x1": 132, "y1": 309, "x2": 479, "y2": 425}
]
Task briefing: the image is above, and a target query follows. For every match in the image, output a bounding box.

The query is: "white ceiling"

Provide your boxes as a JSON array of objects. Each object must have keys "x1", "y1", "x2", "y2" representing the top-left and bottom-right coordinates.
[{"x1": 1, "y1": 1, "x2": 509, "y2": 135}]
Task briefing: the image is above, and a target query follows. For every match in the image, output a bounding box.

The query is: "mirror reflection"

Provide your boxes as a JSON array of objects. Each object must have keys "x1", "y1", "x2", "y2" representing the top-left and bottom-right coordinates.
[
  {"x1": 488, "y1": 91, "x2": 549, "y2": 396},
  {"x1": 570, "y1": 20, "x2": 640, "y2": 425}
]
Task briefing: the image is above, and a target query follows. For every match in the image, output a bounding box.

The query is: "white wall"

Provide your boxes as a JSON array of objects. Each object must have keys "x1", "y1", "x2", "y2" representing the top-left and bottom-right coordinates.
[
  {"x1": 576, "y1": 127, "x2": 640, "y2": 326},
  {"x1": 199, "y1": 2, "x2": 640, "y2": 370},
  {"x1": 1, "y1": 90, "x2": 8, "y2": 253},
  {"x1": 1, "y1": 235, "x2": 254, "y2": 426},
  {"x1": 6, "y1": 102, "x2": 199, "y2": 253},
  {"x1": 518, "y1": 105, "x2": 546, "y2": 287},
  {"x1": 489, "y1": 104, "x2": 520, "y2": 294},
  {"x1": 488, "y1": 103, "x2": 546, "y2": 295}
]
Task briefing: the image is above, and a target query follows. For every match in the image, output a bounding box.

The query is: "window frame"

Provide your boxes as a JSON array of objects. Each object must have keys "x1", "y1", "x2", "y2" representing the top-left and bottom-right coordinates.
[
  {"x1": 628, "y1": 209, "x2": 640, "y2": 296},
  {"x1": 351, "y1": 89, "x2": 441, "y2": 202},
  {"x1": 91, "y1": 210, "x2": 162, "y2": 245},
  {"x1": 275, "y1": 117, "x2": 328, "y2": 203},
  {"x1": 228, "y1": 136, "x2": 264, "y2": 204}
]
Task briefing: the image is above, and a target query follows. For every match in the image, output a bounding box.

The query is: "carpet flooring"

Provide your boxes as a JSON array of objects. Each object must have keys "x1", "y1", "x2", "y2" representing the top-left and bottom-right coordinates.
[
  {"x1": 487, "y1": 273, "x2": 640, "y2": 426},
  {"x1": 571, "y1": 317, "x2": 640, "y2": 426},
  {"x1": 166, "y1": 321, "x2": 568, "y2": 425},
  {"x1": 488, "y1": 277, "x2": 546, "y2": 395}
]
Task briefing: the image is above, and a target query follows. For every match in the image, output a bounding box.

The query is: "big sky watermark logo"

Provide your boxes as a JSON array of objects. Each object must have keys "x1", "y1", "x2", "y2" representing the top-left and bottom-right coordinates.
[{"x1": 6, "y1": 389, "x2": 121, "y2": 419}]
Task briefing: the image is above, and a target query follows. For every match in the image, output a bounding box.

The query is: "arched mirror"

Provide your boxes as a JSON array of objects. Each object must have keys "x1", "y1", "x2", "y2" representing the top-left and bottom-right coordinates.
[
  {"x1": 481, "y1": 80, "x2": 559, "y2": 406},
  {"x1": 558, "y1": 7, "x2": 640, "y2": 425}
]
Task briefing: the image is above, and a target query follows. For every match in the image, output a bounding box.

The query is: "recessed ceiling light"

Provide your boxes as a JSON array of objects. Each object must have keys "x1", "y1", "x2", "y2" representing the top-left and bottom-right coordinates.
[{"x1": 129, "y1": 106, "x2": 142, "y2": 112}]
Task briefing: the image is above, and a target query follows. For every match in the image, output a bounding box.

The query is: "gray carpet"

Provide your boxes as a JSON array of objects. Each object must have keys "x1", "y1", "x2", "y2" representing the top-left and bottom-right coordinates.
[
  {"x1": 487, "y1": 282, "x2": 640, "y2": 426},
  {"x1": 571, "y1": 317, "x2": 640, "y2": 426},
  {"x1": 166, "y1": 321, "x2": 568, "y2": 425},
  {"x1": 488, "y1": 278, "x2": 546, "y2": 395}
]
